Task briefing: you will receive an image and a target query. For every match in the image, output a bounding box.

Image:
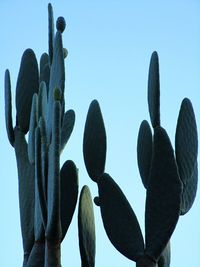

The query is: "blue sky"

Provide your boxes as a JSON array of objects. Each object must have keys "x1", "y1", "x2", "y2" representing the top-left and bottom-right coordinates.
[{"x1": 0, "y1": 1, "x2": 200, "y2": 266}]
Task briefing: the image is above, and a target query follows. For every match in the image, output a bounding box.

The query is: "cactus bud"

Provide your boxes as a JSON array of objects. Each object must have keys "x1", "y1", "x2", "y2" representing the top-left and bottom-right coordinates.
[{"x1": 56, "y1": 16, "x2": 66, "y2": 33}]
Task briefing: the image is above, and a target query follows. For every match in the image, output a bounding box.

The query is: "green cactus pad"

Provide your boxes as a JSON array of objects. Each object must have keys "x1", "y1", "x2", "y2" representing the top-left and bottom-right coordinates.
[
  {"x1": 49, "y1": 32, "x2": 65, "y2": 94},
  {"x1": 157, "y1": 242, "x2": 170, "y2": 267},
  {"x1": 38, "y1": 82, "x2": 48, "y2": 121},
  {"x1": 4, "y1": 69, "x2": 14, "y2": 146},
  {"x1": 34, "y1": 127, "x2": 45, "y2": 242},
  {"x1": 39, "y1": 53, "x2": 50, "y2": 90},
  {"x1": 38, "y1": 117, "x2": 48, "y2": 197},
  {"x1": 35, "y1": 126, "x2": 47, "y2": 228},
  {"x1": 145, "y1": 126, "x2": 182, "y2": 261},
  {"x1": 46, "y1": 101, "x2": 62, "y2": 240},
  {"x1": 83, "y1": 100, "x2": 107, "y2": 182},
  {"x1": 60, "y1": 160, "x2": 79, "y2": 241},
  {"x1": 48, "y1": 3, "x2": 54, "y2": 65},
  {"x1": 16, "y1": 49, "x2": 39, "y2": 133},
  {"x1": 60, "y1": 109, "x2": 75, "y2": 153},
  {"x1": 98, "y1": 173, "x2": 144, "y2": 262},
  {"x1": 78, "y1": 185, "x2": 96, "y2": 267},
  {"x1": 47, "y1": 31, "x2": 65, "y2": 142},
  {"x1": 28, "y1": 94, "x2": 38, "y2": 164},
  {"x1": 148, "y1": 51, "x2": 160, "y2": 128},
  {"x1": 14, "y1": 128, "x2": 35, "y2": 257},
  {"x1": 175, "y1": 98, "x2": 198, "y2": 215},
  {"x1": 137, "y1": 120, "x2": 153, "y2": 188}
]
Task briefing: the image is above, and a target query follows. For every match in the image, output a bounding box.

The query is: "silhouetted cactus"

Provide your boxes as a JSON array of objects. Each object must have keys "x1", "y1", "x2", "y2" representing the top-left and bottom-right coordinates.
[
  {"x1": 4, "y1": 4, "x2": 86, "y2": 267},
  {"x1": 83, "y1": 51, "x2": 198, "y2": 267}
]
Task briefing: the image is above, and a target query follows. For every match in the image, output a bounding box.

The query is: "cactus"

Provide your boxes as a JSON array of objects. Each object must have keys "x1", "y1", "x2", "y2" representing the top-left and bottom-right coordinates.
[
  {"x1": 83, "y1": 51, "x2": 198, "y2": 266},
  {"x1": 4, "y1": 4, "x2": 80, "y2": 267}
]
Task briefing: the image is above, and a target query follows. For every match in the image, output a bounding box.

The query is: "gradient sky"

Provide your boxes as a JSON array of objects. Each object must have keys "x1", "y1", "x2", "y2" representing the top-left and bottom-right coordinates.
[{"x1": 0, "y1": 1, "x2": 200, "y2": 266}]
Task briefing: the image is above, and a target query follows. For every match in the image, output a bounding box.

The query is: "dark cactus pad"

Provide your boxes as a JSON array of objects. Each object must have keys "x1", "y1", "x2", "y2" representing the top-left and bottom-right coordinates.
[
  {"x1": 56, "y1": 16, "x2": 66, "y2": 33},
  {"x1": 98, "y1": 173, "x2": 144, "y2": 262},
  {"x1": 4, "y1": 69, "x2": 14, "y2": 146},
  {"x1": 60, "y1": 160, "x2": 78, "y2": 240},
  {"x1": 137, "y1": 120, "x2": 153, "y2": 188},
  {"x1": 78, "y1": 185, "x2": 96, "y2": 267},
  {"x1": 39, "y1": 53, "x2": 50, "y2": 91},
  {"x1": 145, "y1": 127, "x2": 182, "y2": 261},
  {"x1": 48, "y1": 3, "x2": 54, "y2": 65},
  {"x1": 60, "y1": 109, "x2": 75, "y2": 153},
  {"x1": 16, "y1": 49, "x2": 39, "y2": 133},
  {"x1": 175, "y1": 98, "x2": 198, "y2": 215},
  {"x1": 83, "y1": 100, "x2": 107, "y2": 182},
  {"x1": 148, "y1": 51, "x2": 160, "y2": 128}
]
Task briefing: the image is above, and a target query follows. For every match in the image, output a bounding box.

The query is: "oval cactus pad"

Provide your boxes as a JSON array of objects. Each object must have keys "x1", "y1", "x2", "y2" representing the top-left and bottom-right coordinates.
[
  {"x1": 83, "y1": 100, "x2": 107, "y2": 182},
  {"x1": 175, "y1": 98, "x2": 198, "y2": 215},
  {"x1": 78, "y1": 185, "x2": 96, "y2": 267},
  {"x1": 145, "y1": 127, "x2": 182, "y2": 261},
  {"x1": 98, "y1": 173, "x2": 144, "y2": 261},
  {"x1": 137, "y1": 120, "x2": 153, "y2": 188},
  {"x1": 148, "y1": 51, "x2": 160, "y2": 128}
]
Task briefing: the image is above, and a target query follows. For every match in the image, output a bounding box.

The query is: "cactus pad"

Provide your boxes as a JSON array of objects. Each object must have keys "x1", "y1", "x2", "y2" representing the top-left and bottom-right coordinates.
[
  {"x1": 98, "y1": 173, "x2": 144, "y2": 262},
  {"x1": 175, "y1": 98, "x2": 198, "y2": 215},
  {"x1": 78, "y1": 185, "x2": 96, "y2": 267},
  {"x1": 137, "y1": 120, "x2": 153, "y2": 188},
  {"x1": 145, "y1": 126, "x2": 182, "y2": 261},
  {"x1": 148, "y1": 51, "x2": 160, "y2": 128},
  {"x1": 83, "y1": 100, "x2": 107, "y2": 182}
]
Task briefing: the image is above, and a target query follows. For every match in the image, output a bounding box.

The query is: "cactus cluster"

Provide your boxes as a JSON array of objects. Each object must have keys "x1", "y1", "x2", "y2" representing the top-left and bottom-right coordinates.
[
  {"x1": 83, "y1": 52, "x2": 198, "y2": 267},
  {"x1": 4, "y1": 3, "x2": 198, "y2": 267},
  {"x1": 4, "y1": 4, "x2": 95, "y2": 267}
]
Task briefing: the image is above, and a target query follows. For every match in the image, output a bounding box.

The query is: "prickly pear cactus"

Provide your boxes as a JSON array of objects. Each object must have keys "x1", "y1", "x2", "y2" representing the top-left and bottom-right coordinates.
[
  {"x1": 83, "y1": 51, "x2": 198, "y2": 267},
  {"x1": 4, "y1": 4, "x2": 79, "y2": 267}
]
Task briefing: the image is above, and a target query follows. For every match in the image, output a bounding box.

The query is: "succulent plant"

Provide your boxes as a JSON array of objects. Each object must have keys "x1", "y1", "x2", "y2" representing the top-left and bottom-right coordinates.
[
  {"x1": 4, "y1": 4, "x2": 80, "y2": 267},
  {"x1": 83, "y1": 51, "x2": 198, "y2": 267}
]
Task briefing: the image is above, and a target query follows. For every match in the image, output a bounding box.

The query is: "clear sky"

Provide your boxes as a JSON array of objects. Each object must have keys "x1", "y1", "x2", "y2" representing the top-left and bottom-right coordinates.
[{"x1": 0, "y1": 1, "x2": 200, "y2": 266}]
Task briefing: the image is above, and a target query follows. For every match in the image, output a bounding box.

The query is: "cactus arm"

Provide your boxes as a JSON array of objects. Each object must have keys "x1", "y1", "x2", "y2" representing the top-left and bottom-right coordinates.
[
  {"x1": 46, "y1": 100, "x2": 62, "y2": 240},
  {"x1": 137, "y1": 120, "x2": 153, "y2": 188},
  {"x1": 60, "y1": 109, "x2": 75, "y2": 153},
  {"x1": 148, "y1": 51, "x2": 160, "y2": 128},
  {"x1": 28, "y1": 94, "x2": 38, "y2": 164},
  {"x1": 15, "y1": 49, "x2": 39, "y2": 133},
  {"x1": 145, "y1": 126, "x2": 182, "y2": 261},
  {"x1": 39, "y1": 53, "x2": 50, "y2": 91},
  {"x1": 4, "y1": 69, "x2": 15, "y2": 146},
  {"x1": 14, "y1": 127, "x2": 35, "y2": 265},
  {"x1": 97, "y1": 173, "x2": 144, "y2": 262},
  {"x1": 60, "y1": 160, "x2": 79, "y2": 241},
  {"x1": 78, "y1": 186, "x2": 96, "y2": 267},
  {"x1": 38, "y1": 81, "x2": 48, "y2": 122},
  {"x1": 48, "y1": 3, "x2": 54, "y2": 65},
  {"x1": 175, "y1": 98, "x2": 198, "y2": 215},
  {"x1": 47, "y1": 31, "x2": 65, "y2": 143},
  {"x1": 83, "y1": 100, "x2": 107, "y2": 182},
  {"x1": 35, "y1": 125, "x2": 48, "y2": 227}
]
